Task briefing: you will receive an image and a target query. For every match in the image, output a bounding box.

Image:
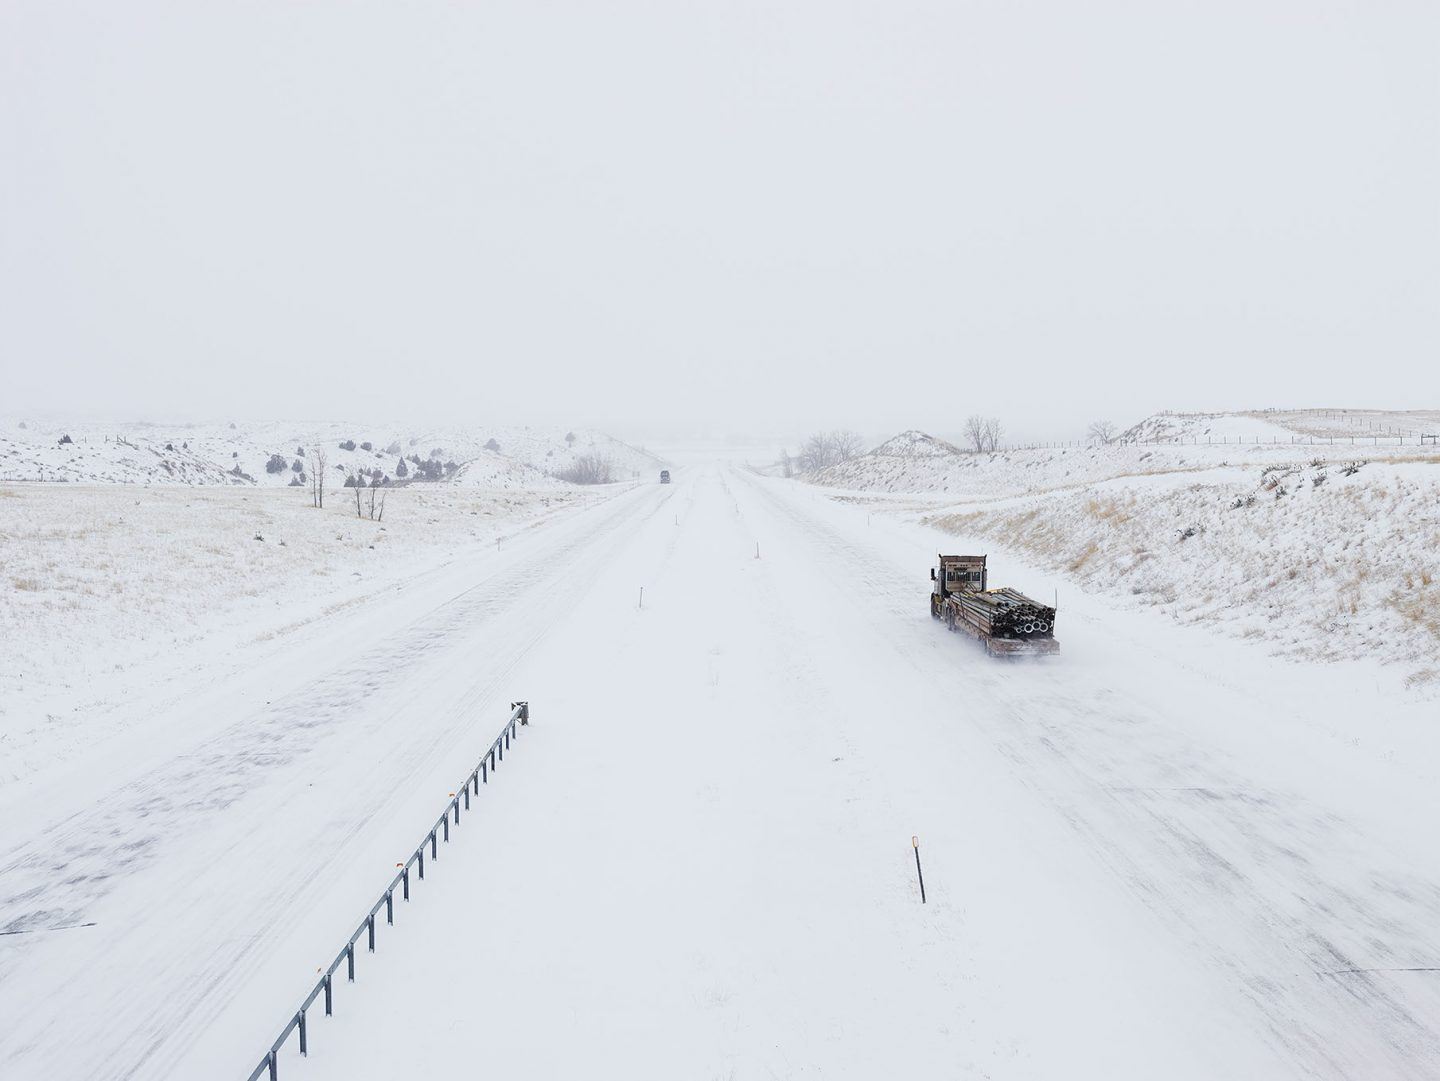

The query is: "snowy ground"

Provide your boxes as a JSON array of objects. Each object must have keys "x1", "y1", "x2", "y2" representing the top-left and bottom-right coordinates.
[
  {"x1": 6, "y1": 462, "x2": 1440, "y2": 1079},
  {"x1": 0, "y1": 482, "x2": 611, "y2": 783}
]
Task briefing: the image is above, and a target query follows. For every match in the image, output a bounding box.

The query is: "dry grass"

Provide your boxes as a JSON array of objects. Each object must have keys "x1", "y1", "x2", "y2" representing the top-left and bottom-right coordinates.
[
  {"x1": 1068, "y1": 541, "x2": 1101, "y2": 574},
  {"x1": 1084, "y1": 496, "x2": 1134, "y2": 524},
  {"x1": 11, "y1": 576, "x2": 43, "y2": 591}
]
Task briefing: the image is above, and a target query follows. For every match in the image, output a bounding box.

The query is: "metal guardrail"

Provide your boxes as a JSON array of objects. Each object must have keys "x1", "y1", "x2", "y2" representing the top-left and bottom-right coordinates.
[{"x1": 244, "y1": 701, "x2": 530, "y2": 1081}]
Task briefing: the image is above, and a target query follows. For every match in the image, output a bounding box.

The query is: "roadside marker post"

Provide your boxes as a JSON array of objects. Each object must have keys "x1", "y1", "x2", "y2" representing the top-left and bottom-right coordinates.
[{"x1": 912, "y1": 835, "x2": 926, "y2": 904}]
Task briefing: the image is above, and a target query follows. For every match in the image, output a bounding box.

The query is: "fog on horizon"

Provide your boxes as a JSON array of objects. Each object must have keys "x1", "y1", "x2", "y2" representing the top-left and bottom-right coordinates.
[{"x1": 2, "y1": 0, "x2": 1436, "y2": 443}]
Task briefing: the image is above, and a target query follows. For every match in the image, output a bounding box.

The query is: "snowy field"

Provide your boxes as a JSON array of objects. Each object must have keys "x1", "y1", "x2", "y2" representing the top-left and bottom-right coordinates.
[{"x1": 0, "y1": 482, "x2": 607, "y2": 783}]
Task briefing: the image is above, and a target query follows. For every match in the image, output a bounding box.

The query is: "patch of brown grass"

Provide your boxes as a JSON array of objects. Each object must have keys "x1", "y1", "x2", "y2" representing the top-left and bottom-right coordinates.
[{"x1": 1068, "y1": 541, "x2": 1101, "y2": 574}]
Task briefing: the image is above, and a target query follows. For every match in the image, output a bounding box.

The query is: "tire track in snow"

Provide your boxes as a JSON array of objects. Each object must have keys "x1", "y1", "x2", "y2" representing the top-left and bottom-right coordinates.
[
  {"x1": 0, "y1": 481, "x2": 677, "y2": 1080},
  {"x1": 734, "y1": 469, "x2": 1440, "y2": 1080}
]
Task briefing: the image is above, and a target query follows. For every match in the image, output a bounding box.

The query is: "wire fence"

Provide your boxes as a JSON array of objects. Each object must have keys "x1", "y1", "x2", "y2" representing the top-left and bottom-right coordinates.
[
  {"x1": 244, "y1": 700, "x2": 530, "y2": 1081},
  {"x1": 1001, "y1": 432, "x2": 1439, "y2": 452}
]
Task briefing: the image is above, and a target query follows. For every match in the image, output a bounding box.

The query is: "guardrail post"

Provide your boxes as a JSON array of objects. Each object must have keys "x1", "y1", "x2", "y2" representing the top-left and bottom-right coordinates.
[
  {"x1": 402, "y1": 868, "x2": 410, "y2": 900},
  {"x1": 418, "y1": 848, "x2": 425, "y2": 880},
  {"x1": 430, "y1": 830, "x2": 438, "y2": 858},
  {"x1": 298, "y1": 1009, "x2": 308, "y2": 1056},
  {"x1": 346, "y1": 943, "x2": 354, "y2": 982},
  {"x1": 454, "y1": 798, "x2": 461, "y2": 824},
  {"x1": 482, "y1": 759, "x2": 488, "y2": 784},
  {"x1": 385, "y1": 890, "x2": 393, "y2": 924},
  {"x1": 367, "y1": 914, "x2": 375, "y2": 952},
  {"x1": 463, "y1": 785, "x2": 470, "y2": 811},
  {"x1": 324, "y1": 974, "x2": 332, "y2": 1016},
  {"x1": 267, "y1": 1050, "x2": 277, "y2": 1080},
  {"x1": 443, "y1": 815, "x2": 450, "y2": 843}
]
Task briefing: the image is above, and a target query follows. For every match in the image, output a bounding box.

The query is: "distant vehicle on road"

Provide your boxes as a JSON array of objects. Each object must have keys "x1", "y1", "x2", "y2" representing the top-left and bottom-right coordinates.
[
  {"x1": 659, "y1": 470, "x2": 671, "y2": 483},
  {"x1": 930, "y1": 554, "x2": 1059, "y2": 656}
]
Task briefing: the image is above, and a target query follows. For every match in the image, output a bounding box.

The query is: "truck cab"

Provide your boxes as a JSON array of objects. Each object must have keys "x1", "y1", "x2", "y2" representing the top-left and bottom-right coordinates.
[{"x1": 931, "y1": 555, "x2": 986, "y2": 618}]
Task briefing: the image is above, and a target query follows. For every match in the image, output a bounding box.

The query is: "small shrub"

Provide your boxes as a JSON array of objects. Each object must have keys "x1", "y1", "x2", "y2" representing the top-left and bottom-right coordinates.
[
  {"x1": 396, "y1": 458, "x2": 408, "y2": 478},
  {"x1": 265, "y1": 453, "x2": 287, "y2": 474},
  {"x1": 339, "y1": 440, "x2": 356, "y2": 451},
  {"x1": 485, "y1": 438, "x2": 501, "y2": 452},
  {"x1": 1312, "y1": 472, "x2": 1327, "y2": 488},
  {"x1": 58, "y1": 434, "x2": 73, "y2": 445},
  {"x1": 553, "y1": 454, "x2": 615, "y2": 484},
  {"x1": 361, "y1": 441, "x2": 373, "y2": 451}
]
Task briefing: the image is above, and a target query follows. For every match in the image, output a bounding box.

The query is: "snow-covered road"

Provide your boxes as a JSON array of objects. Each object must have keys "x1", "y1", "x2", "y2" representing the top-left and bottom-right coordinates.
[{"x1": 6, "y1": 464, "x2": 1440, "y2": 1079}]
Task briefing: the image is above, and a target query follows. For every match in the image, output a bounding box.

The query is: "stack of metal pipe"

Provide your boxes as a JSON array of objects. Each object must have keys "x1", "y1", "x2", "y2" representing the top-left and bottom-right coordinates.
[{"x1": 952, "y1": 588, "x2": 1057, "y2": 639}]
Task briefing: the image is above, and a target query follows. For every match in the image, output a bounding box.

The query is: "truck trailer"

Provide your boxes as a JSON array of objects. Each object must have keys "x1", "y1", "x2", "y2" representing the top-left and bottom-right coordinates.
[{"x1": 930, "y1": 554, "x2": 1059, "y2": 657}]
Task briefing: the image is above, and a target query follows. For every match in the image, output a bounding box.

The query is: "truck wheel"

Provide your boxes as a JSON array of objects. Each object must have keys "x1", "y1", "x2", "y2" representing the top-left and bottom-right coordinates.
[{"x1": 930, "y1": 596, "x2": 941, "y2": 620}]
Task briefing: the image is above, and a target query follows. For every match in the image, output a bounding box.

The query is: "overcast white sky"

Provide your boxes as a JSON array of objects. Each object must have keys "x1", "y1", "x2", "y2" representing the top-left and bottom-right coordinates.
[{"x1": 2, "y1": 0, "x2": 1436, "y2": 442}]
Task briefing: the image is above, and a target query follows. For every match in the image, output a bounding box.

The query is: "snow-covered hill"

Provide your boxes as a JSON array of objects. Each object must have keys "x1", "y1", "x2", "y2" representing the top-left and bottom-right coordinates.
[
  {"x1": 0, "y1": 418, "x2": 666, "y2": 489},
  {"x1": 1122, "y1": 408, "x2": 1440, "y2": 444},
  {"x1": 869, "y1": 429, "x2": 963, "y2": 458},
  {"x1": 802, "y1": 413, "x2": 1440, "y2": 684}
]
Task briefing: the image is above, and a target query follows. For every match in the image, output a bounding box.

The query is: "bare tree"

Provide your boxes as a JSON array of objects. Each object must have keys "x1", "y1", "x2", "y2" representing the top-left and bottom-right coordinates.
[
  {"x1": 797, "y1": 432, "x2": 834, "y2": 472},
  {"x1": 963, "y1": 416, "x2": 985, "y2": 452},
  {"x1": 964, "y1": 415, "x2": 1003, "y2": 453},
  {"x1": 308, "y1": 447, "x2": 328, "y2": 508},
  {"x1": 778, "y1": 449, "x2": 794, "y2": 478},
  {"x1": 831, "y1": 430, "x2": 865, "y2": 462},
  {"x1": 1087, "y1": 419, "x2": 1117, "y2": 445},
  {"x1": 983, "y1": 417, "x2": 1003, "y2": 452}
]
